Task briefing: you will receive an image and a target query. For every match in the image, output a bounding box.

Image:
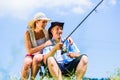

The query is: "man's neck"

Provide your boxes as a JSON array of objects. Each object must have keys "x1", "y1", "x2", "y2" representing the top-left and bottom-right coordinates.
[
  {"x1": 55, "y1": 40, "x2": 60, "y2": 43},
  {"x1": 53, "y1": 38, "x2": 61, "y2": 44}
]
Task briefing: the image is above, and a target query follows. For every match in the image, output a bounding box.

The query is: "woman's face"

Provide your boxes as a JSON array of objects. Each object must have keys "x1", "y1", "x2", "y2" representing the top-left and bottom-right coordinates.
[{"x1": 36, "y1": 20, "x2": 48, "y2": 30}]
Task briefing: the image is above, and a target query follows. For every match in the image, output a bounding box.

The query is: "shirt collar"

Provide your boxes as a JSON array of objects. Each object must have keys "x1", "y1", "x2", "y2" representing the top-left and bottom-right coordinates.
[{"x1": 51, "y1": 38, "x2": 64, "y2": 46}]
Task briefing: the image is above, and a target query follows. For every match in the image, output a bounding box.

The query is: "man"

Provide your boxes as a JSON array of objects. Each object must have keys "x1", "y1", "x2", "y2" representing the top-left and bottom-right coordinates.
[{"x1": 43, "y1": 22, "x2": 88, "y2": 80}]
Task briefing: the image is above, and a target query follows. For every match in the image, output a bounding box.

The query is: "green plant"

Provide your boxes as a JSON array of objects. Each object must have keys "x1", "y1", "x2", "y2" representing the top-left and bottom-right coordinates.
[{"x1": 110, "y1": 68, "x2": 120, "y2": 80}]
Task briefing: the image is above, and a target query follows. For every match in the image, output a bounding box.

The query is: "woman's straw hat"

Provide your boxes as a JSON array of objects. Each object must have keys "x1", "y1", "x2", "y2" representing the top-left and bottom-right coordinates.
[{"x1": 28, "y1": 12, "x2": 51, "y2": 30}]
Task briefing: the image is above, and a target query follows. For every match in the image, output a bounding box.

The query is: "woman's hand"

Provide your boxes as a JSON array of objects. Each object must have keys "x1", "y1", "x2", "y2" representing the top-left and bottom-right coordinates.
[{"x1": 44, "y1": 40, "x2": 52, "y2": 47}]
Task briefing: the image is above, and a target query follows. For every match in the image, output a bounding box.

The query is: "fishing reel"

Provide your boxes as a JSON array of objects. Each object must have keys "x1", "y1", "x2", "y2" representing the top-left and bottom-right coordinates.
[{"x1": 61, "y1": 45, "x2": 67, "y2": 55}]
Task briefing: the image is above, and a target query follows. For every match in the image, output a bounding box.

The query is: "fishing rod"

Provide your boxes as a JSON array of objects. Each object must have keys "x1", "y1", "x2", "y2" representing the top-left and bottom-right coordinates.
[{"x1": 63, "y1": 0, "x2": 104, "y2": 43}]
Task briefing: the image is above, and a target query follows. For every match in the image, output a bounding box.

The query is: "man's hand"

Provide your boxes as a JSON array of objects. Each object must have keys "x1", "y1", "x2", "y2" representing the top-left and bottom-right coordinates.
[
  {"x1": 55, "y1": 42, "x2": 63, "y2": 50},
  {"x1": 67, "y1": 37, "x2": 73, "y2": 45},
  {"x1": 67, "y1": 52, "x2": 75, "y2": 58},
  {"x1": 67, "y1": 52, "x2": 80, "y2": 58}
]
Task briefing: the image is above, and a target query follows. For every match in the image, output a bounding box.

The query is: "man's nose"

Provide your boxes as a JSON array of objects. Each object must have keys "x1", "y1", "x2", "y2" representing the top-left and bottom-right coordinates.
[{"x1": 59, "y1": 29, "x2": 63, "y2": 33}]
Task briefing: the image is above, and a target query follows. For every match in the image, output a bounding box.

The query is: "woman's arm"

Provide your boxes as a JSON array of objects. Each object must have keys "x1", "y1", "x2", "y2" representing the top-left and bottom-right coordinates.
[{"x1": 24, "y1": 31, "x2": 48, "y2": 54}]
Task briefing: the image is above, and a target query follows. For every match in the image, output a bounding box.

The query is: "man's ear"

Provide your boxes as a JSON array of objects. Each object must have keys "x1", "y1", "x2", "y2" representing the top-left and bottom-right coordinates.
[{"x1": 51, "y1": 29, "x2": 53, "y2": 34}]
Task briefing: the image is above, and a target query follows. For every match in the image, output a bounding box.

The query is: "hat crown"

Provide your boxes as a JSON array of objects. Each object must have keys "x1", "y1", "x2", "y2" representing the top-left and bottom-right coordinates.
[
  {"x1": 51, "y1": 22, "x2": 64, "y2": 27},
  {"x1": 33, "y1": 12, "x2": 50, "y2": 20}
]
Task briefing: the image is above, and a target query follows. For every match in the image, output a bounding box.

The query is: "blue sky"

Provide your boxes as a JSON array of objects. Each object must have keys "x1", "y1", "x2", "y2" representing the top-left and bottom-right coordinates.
[{"x1": 0, "y1": 0, "x2": 120, "y2": 79}]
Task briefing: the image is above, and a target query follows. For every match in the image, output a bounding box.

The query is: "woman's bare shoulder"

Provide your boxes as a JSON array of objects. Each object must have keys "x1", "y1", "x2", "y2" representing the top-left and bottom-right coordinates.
[{"x1": 24, "y1": 30, "x2": 30, "y2": 39}]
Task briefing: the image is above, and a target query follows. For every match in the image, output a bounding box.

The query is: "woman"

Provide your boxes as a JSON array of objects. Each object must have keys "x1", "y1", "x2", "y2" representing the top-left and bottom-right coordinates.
[{"x1": 20, "y1": 12, "x2": 52, "y2": 80}]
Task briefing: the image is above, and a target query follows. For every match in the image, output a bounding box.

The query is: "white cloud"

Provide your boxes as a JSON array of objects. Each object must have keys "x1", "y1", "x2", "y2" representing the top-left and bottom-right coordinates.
[
  {"x1": 109, "y1": 0, "x2": 117, "y2": 5},
  {"x1": 72, "y1": 6, "x2": 85, "y2": 14},
  {"x1": 0, "y1": 0, "x2": 92, "y2": 20},
  {"x1": 0, "y1": 0, "x2": 34, "y2": 19}
]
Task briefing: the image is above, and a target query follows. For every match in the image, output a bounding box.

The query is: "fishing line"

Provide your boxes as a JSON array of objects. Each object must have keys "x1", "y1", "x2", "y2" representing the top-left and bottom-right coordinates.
[{"x1": 63, "y1": 0, "x2": 104, "y2": 43}]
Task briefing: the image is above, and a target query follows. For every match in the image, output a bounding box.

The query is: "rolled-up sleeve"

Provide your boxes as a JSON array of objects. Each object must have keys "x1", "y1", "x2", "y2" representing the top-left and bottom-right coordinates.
[
  {"x1": 68, "y1": 43, "x2": 80, "y2": 53},
  {"x1": 43, "y1": 47, "x2": 51, "y2": 55}
]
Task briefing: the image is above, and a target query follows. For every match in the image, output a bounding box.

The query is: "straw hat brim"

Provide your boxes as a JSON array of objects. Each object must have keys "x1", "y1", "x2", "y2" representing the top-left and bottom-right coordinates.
[{"x1": 28, "y1": 18, "x2": 51, "y2": 30}]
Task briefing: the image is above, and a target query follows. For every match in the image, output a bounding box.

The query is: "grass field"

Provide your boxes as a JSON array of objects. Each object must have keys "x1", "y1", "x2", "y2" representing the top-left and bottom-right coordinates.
[{"x1": 10, "y1": 68, "x2": 120, "y2": 80}]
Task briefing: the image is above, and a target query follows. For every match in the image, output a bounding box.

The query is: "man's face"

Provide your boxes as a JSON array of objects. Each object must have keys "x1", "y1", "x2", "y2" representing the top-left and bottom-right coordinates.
[{"x1": 51, "y1": 25, "x2": 63, "y2": 40}]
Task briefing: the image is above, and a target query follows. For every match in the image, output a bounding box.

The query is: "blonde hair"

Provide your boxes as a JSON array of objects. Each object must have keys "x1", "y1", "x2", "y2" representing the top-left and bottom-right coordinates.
[{"x1": 28, "y1": 20, "x2": 36, "y2": 30}]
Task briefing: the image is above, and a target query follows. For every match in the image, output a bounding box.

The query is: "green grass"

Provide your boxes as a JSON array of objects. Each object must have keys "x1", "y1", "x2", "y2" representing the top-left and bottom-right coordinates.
[
  {"x1": 10, "y1": 68, "x2": 120, "y2": 80},
  {"x1": 110, "y1": 68, "x2": 120, "y2": 80}
]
